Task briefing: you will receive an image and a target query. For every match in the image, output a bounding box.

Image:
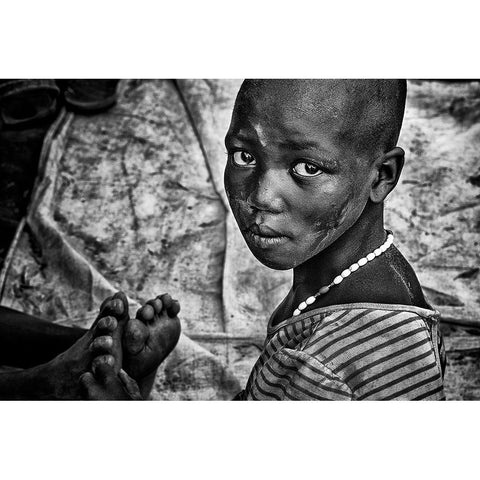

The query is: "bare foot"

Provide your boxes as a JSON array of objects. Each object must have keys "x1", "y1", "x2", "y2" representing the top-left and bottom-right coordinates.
[
  {"x1": 34, "y1": 292, "x2": 129, "y2": 399},
  {"x1": 123, "y1": 293, "x2": 181, "y2": 381}
]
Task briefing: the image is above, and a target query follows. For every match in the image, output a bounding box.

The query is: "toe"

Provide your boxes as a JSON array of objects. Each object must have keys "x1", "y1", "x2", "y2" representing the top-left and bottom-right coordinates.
[
  {"x1": 100, "y1": 291, "x2": 129, "y2": 320},
  {"x1": 99, "y1": 299, "x2": 116, "y2": 319},
  {"x1": 94, "y1": 362, "x2": 117, "y2": 384},
  {"x1": 92, "y1": 354, "x2": 115, "y2": 374},
  {"x1": 79, "y1": 371, "x2": 95, "y2": 387},
  {"x1": 124, "y1": 319, "x2": 149, "y2": 355},
  {"x1": 110, "y1": 298, "x2": 124, "y2": 316},
  {"x1": 137, "y1": 304, "x2": 155, "y2": 322},
  {"x1": 146, "y1": 297, "x2": 163, "y2": 314},
  {"x1": 79, "y1": 372, "x2": 97, "y2": 398},
  {"x1": 112, "y1": 291, "x2": 129, "y2": 318},
  {"x1": 157, "y1": 293, "x2": 173, "y2": 311},
  {"x1": 95, "y1": 316, "x2": 118, "y2": 334},
  {"x1": 99, "y1": 295, "x2": 113, "y2": 313},
  {"x1": 167, "y1": 299, "x2": 181, "y2": 317},
  {"x1": 90, "y1": 335, "x2": 114, "y2": 355},
  {"x1": 158, "y1": 293, "x2": 173, "y2": 310}
]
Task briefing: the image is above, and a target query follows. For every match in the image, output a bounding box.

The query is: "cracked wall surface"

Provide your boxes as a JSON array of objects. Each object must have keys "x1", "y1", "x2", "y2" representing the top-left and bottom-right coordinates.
[{"x1": 0, "y1": 79, "x2": 479, "y2": 399}]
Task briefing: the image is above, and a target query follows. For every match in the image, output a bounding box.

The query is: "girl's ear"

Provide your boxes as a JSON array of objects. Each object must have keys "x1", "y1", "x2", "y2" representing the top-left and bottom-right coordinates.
[{"x1": 369, "y1": 147, "x2": 405, "y2": 203}]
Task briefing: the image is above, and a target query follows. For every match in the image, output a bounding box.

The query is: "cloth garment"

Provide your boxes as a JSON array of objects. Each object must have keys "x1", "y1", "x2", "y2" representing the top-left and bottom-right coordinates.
[{"x1": 234, "y1": 303, "x2": 446, "y2": 400}]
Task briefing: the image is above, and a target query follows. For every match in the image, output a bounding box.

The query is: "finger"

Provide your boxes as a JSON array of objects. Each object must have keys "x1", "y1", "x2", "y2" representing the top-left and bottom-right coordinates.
[
  {"x1": 92, "y1": 355, "x2": 115, "y2": 376},
  {"x1": 90, "y1": 335, "x2": 114, "y2": 355},
  {"x1": 119, "y1": 370, "x2": 143, "y2": 400}
]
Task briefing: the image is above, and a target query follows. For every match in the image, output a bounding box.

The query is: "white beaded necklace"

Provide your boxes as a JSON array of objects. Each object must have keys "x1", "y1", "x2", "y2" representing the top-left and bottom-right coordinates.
[{"x1": 292, "y1": 231, "x2": 394, "y2": 316}]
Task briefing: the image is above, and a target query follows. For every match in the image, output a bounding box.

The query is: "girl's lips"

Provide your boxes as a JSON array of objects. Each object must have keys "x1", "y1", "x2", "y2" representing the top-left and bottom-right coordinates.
[
  {"x1": 243, "y1": 226, "x2": 289, "y2": 249},
  {"x1": 248, "y1": 223, "x2": 286, "y2": 238}
]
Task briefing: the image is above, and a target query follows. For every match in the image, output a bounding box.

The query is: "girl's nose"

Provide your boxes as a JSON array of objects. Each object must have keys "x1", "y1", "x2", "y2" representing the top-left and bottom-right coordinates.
[{"x1": 246, "y1": 169, "x2": 284, "y2": 214}]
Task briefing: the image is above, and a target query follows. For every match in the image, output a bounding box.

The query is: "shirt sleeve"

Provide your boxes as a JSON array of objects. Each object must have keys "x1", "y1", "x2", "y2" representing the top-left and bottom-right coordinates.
[
  {"x1": 246, "y1": 348, "x2": 353, "y2": 401},
  {"x1": 232, "y1": 390, "x2": 246, "y2": 400}
]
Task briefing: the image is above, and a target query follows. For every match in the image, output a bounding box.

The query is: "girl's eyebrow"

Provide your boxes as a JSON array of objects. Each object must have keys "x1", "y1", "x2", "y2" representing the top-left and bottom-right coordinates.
[
  {"x1": 278, "y1": 139, "x2": 320, "y2": 151},
  {"x1": 226, "y1": 134, "x2": 325, "y2": 151},
  {"x1": 225, "y1": 131, "x2": 254, "y2": 145},
  {"x1": 279, "y1": 140, "x2": 339, "y2": 168}
]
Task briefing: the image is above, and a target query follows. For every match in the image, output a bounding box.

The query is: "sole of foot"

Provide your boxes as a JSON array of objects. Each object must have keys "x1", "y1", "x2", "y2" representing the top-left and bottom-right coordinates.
[{"x1": 123, "y1": 293, "x2": 181, "y2": 381}]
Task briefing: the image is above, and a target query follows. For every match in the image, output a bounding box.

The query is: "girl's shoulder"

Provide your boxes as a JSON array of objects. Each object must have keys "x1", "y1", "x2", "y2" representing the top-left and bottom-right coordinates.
[
  {"x1": 268, "y1": 302, "x2": 439, "y2": 335},
  {"x1": 264, "y1": 303, "x2": 445, "y2": 400}
]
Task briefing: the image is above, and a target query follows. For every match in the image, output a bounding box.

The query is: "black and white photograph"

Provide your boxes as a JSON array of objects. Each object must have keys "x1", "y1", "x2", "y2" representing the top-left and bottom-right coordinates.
[
  {"x1": 1, "y1": 78, "x2": 478, "y2": 401},
  {"x1": 1, "y1": 2, "x2": 479, "y2": 479}
]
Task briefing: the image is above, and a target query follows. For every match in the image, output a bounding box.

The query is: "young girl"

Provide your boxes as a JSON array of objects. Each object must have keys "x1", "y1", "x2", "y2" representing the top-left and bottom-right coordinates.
[{"x1": 84, "y1": 79, "x2": 445, "y2": 400}]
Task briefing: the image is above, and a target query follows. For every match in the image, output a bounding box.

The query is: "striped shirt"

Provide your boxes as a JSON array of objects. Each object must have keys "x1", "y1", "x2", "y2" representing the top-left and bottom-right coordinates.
[{"x1": 235, "y1": 303, "x2": 446, "y2": 401}]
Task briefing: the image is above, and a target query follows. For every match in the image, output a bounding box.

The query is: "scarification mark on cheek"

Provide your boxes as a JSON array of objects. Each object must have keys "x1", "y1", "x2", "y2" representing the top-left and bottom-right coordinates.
[
  {"x1": 334, "y1": 199, "x2": 351, "y2": 226},
  {"x1": 312, "y1": 196, "x2": 351, "y2": 234},
  {"x1": 228, "y1": 197, "x2": 250, "y2": 221},
  {"x1": 225, "y1": 173, "x2": 249, "y2": 209}
]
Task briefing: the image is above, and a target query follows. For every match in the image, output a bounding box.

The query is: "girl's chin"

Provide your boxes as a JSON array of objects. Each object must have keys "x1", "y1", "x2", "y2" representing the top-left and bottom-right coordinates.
[
  {"x1": 255, "y1": 257, "x2": 293, "y2": 271},
  {"x1": 245, "y1": 236, "x2": 330, "y2": 271},
  {"x1": 247, "y1": 245, "x2": 297, "y2": 271}
]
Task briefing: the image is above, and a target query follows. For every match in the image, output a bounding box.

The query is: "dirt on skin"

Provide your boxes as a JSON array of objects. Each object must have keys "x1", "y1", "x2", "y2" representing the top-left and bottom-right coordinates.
[{"x1": 1, "y1": 80, "x2": 479, "y2": 399}]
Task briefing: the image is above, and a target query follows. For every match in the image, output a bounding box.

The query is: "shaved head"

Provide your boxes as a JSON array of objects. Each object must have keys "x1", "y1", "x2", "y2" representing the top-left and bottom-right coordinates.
[
  {"x1": 225, "y1": 79, "x2": 408, "y2": 271},
  {"x1": 235, "y1": 79, "x2": 407, "y2": 160}
]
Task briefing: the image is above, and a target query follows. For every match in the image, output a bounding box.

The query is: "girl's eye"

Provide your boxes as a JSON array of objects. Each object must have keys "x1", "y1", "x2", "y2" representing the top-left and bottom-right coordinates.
[
  {"x1": 232, "y1": 150, "x2": 256, "y2": 167},
  {"x1": 292, "y1": 161, "x2": 322, "y2": 177}
]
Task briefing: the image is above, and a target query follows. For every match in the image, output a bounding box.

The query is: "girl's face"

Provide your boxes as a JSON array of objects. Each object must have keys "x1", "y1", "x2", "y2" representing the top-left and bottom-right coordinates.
[{"x1": 224, "y1": 86, "x2": 375, "y2": 270}]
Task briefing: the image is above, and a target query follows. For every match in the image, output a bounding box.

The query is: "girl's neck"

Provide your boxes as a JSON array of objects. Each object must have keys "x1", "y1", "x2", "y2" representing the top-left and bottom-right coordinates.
[{"x1": 293, "y1": 202, "x2": 386, "y2": 293}]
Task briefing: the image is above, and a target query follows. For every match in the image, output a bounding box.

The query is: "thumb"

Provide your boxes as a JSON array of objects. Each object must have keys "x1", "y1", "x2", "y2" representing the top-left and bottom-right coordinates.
[{"x1": 119, "y1": 369, "x2": 143, "y2": 400}]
